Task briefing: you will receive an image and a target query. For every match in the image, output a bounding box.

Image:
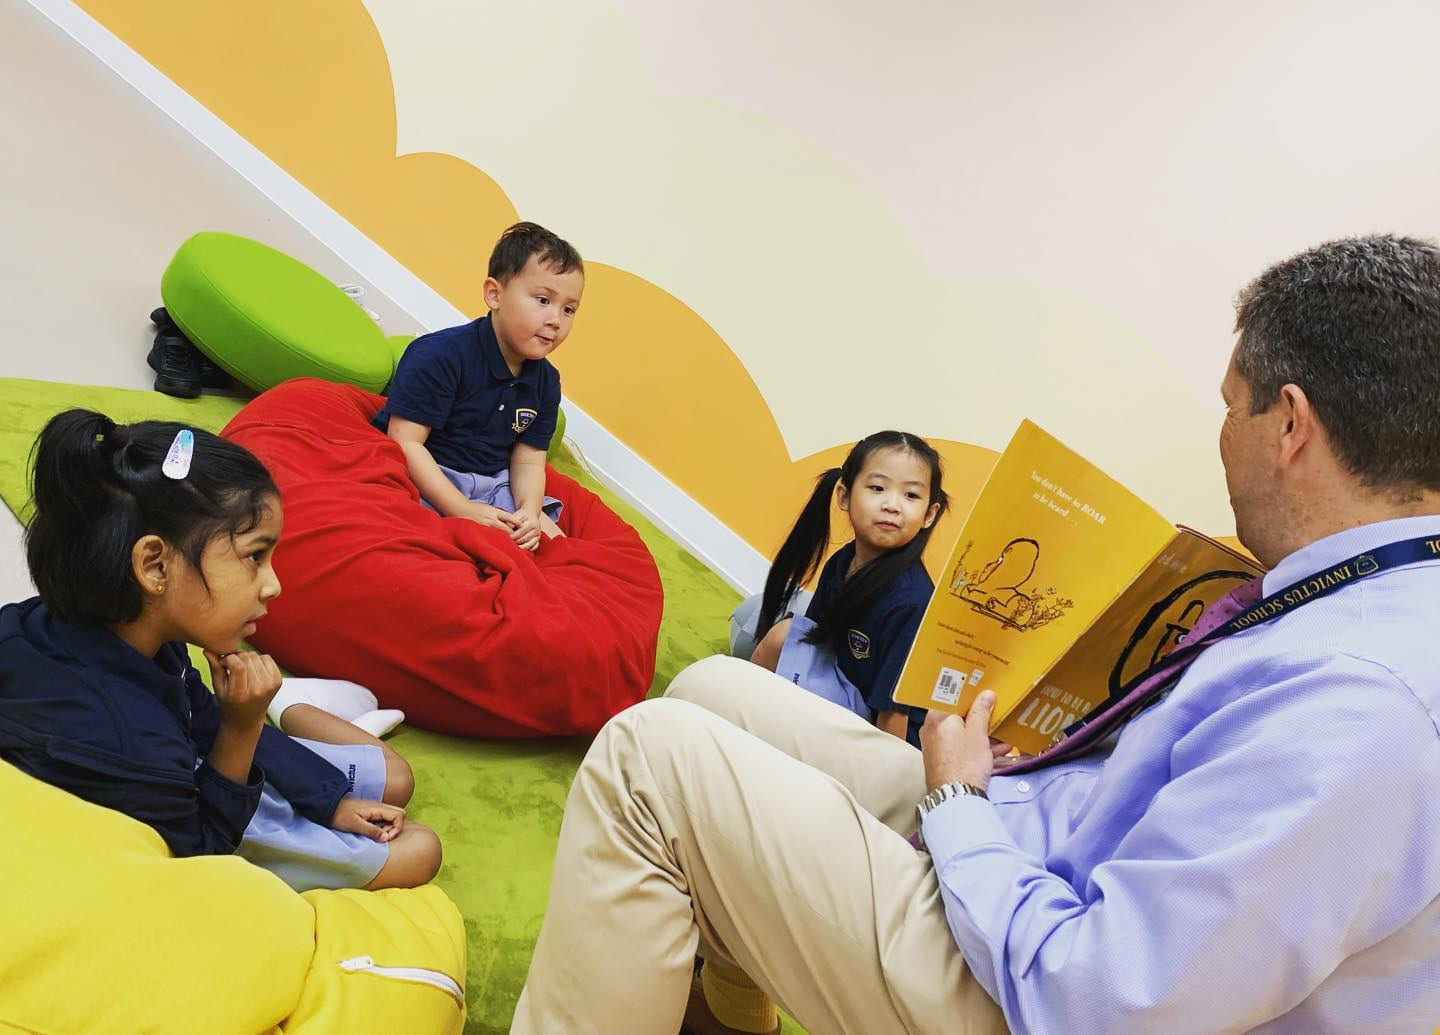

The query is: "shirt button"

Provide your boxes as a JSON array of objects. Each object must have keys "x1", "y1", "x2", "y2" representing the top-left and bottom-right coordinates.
[
  {"x1": 1015, "y1": 780, "x2": 1032, "y2": 793},
  {"x1": 498, "y1": 404, "x2": 506, "y2": 411}
]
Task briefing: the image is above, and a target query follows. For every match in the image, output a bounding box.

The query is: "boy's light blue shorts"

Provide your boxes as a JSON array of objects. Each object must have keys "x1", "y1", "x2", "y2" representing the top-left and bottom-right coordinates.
[{"x1": 434, "y1": 464, "x2": 563, "y2": 521}]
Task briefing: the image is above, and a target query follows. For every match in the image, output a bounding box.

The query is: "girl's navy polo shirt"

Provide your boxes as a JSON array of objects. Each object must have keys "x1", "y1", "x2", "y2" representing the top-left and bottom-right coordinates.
[
  {"x1": 806, "y1": 541, "x2": 934, "y2": 745},
  {"x1": 373, "y1": 315, "x2": 561, "y2": 477}
]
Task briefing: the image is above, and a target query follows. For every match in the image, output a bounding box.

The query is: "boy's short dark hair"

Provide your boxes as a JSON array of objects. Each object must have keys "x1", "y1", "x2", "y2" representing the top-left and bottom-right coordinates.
[{"x1": 488, "y1": 222, "x2": 583, "y2": 283}]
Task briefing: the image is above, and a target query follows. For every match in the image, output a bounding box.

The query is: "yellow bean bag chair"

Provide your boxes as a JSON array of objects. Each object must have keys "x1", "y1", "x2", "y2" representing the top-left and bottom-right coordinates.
[{"x1": 0, "y1": 759, "x2": 467, "y2": 1034}]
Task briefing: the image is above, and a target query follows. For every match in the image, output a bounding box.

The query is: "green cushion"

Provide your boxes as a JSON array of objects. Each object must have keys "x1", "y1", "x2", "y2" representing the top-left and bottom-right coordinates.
[
  {"x1": 161, "y1": 232, "x2": 393, "y2": 393},
  {"x1": 0, "y1": 376, "x2": 742, "y2": 1034},
  {"x1": 386, "y1": 333, "x2": 416, "y2": 372}
]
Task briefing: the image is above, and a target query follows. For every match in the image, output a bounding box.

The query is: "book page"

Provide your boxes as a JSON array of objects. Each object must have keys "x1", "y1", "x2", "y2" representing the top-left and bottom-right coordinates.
[
  {"x1": 994, "y1": 528, "x2": 1263, "y2": 754},
  {"x1": 892, "y1": 420, "x2": 1176, "y2": 726}
]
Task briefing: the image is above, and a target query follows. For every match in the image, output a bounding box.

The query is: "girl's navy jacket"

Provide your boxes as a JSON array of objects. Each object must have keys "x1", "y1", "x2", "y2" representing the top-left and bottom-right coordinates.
[{"x1": 0, "y1": 597, "x2": 349, "y2": 857}]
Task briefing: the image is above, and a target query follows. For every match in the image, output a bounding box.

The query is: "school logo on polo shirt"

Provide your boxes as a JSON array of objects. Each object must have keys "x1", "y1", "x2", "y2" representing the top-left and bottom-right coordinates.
[
  {"x1": 512, "y1": 407, "x2": 538, "y2": 434},
  {"x1": 847, "y1": 629, "x2": 871, "y2": 660}
]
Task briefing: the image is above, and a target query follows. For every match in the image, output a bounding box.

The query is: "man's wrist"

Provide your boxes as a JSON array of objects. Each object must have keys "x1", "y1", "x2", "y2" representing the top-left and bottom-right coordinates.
[
  {"x1": 919, "y1": 780, "x2": 989, "y2": 812},
  {"x1": 915, "y1": 780, "x2": 989, "y2": 849},
  {"x1": 925, "y1": 767, "x2": 991, "y2": 794}
]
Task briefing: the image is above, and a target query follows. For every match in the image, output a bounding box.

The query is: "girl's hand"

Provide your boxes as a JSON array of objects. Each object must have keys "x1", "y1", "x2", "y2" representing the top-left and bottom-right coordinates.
[
  {"x1": 508, "y1": 509, "x2": 542, "y2": 552},
  {"x1": 205, "y1": 649, "x2": 282, "y2": 727},
  {"x1": 463, "y1": 501, "x2": 519, "y2": 534},
  {"x1": 331, "y1": 797, "x2": 406, "y2": 843}
]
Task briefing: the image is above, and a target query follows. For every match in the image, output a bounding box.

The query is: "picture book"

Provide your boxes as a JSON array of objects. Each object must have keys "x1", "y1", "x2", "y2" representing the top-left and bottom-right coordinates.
[{"x1": 892, "y1": 420, "x2": 1264, "y2": 755}]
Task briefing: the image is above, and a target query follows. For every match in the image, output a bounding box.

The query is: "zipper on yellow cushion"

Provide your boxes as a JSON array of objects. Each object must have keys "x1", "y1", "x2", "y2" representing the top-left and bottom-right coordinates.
[{"x1": 336, "y1": 955, "x2": 464, "y2": 1005}]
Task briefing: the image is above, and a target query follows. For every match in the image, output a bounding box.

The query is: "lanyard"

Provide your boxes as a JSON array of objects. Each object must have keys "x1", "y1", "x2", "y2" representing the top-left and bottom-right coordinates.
[
  {"x1": 1068, "y1": 533, "x2": 1440, "y2": 737},
  {"x1": 1215, "y1": 534, "x2": 1440, "y2": 636}
]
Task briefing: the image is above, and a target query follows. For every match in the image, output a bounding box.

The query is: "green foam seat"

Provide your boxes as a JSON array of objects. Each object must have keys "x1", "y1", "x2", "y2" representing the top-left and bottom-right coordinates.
[{"x1": 161, "y1": 231, "x2": 394, "y2": 393}]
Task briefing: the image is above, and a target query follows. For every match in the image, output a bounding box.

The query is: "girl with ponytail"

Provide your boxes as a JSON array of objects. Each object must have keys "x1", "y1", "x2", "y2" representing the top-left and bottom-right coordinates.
[
  {"x1": 0, "y1": 409, "x2": 441, "y2": 891},
  {"x1": 750, "y1": 430, "x2": 948, "y2": 745}
]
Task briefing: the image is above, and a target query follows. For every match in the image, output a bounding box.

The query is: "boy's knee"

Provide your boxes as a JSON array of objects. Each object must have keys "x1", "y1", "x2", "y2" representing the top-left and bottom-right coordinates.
[{"x1": 382, "y1": 745, "x2": 415, "y2": 807}]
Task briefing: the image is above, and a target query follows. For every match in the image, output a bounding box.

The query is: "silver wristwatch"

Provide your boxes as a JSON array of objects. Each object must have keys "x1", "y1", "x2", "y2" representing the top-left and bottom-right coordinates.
[{"x1": 915, "y1": 780, "x2": 988, "y2": 838}]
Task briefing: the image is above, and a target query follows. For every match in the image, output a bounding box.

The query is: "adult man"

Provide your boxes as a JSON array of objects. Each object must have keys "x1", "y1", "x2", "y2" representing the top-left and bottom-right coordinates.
[{"x1": 511, "y1": 236, "x2": 1440, "y2": 1033}]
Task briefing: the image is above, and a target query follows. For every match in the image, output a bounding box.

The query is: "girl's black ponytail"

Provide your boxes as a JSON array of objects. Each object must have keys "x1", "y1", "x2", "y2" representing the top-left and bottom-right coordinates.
[
  {"x1": 756, "y1": 466, "x2": 844, "y2": 638},
  {"x1": 25, "y1": 408, "x2": 277, "y2": 625}
]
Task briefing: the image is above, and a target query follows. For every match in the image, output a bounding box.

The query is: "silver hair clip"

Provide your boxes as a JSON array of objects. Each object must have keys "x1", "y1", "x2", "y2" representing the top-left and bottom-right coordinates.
[{"x1": 162, "y1": 429, "x2": 194, "y2": 480}]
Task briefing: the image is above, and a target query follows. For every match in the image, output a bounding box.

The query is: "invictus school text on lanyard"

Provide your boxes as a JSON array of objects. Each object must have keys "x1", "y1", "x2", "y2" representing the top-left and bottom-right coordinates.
[{"x1": 1218, "y1": 534, "x2": 1440, "y2": 635}]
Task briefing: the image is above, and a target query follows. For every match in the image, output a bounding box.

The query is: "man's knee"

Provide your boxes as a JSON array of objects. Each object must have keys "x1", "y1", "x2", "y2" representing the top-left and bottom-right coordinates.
[
  {"x1": 666, "y1": 654, "x2": 751, "y2": 707},
  {"x1": 583, "y1": 698, "x2": 717, "y2": 790}
]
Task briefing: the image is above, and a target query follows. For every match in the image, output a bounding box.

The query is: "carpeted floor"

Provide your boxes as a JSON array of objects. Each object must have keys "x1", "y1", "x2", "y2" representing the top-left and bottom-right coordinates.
[{"x1": 0, "y1": 377, "x2": 745, "y2": 1033}]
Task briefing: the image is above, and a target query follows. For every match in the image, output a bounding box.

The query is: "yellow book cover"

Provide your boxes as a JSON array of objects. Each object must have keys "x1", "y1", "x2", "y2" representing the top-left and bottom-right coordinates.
[{"x1": 892, "y1": 421, "x2": 1263, "y2": 754}]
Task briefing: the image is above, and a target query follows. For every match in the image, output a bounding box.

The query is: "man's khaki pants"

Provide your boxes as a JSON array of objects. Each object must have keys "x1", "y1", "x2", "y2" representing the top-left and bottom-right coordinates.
[{"x1": 512, "y1": 655, "x2": 1010, "y2": 1035}]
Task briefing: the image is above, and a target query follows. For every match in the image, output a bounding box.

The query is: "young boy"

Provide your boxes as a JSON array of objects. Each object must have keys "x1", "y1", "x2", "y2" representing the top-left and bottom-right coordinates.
[{"x1": 374, "y1": 222, "x2": 583, "y2": 551}]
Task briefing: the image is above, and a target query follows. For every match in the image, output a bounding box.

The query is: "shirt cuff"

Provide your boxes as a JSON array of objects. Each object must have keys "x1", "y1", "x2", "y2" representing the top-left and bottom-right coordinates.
[
  {"x1": 920, "y1": 790, "x2": 1017, "y2": 865},
  {"x1": 195, "y1": 759, "x2": 265, "y2": 811}
]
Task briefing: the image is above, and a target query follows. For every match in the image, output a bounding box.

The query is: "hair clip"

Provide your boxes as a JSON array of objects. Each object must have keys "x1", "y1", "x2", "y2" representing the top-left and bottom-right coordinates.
[{"x1": 162, "y1": 429, "x2": 194, "y2": 480}]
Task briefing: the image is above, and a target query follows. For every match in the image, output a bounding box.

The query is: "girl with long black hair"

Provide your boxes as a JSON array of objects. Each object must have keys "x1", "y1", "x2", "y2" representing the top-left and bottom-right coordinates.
[{"x1": 750, "y1": 430, "x2": 948, "y2": 744}]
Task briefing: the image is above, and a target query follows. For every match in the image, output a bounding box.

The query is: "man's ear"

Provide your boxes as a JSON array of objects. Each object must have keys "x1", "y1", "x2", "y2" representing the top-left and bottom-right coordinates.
[
  {"x1": 130, "y1": 535, "x2": 169, "y2": 598},
  {"x1": 1276, "y1": 383, "x2": 1316, "y2": 468},
  {"x1": 923, "y1": 501, "x2": 941, "y2": 529},
  {"x1": 482, "y1": 276, "x2": 503, "y2": 312}
]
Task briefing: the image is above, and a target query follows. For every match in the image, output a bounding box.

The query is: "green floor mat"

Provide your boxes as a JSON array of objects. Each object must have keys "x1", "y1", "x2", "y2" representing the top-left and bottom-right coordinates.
[{"x1": 0, "y1": 376, "x2": 742, "y2": 1033}]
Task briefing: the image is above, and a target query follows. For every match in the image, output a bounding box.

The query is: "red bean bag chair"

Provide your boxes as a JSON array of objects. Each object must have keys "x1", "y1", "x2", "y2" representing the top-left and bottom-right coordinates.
[{"x1": 222, "y1": 378, "x2": 663, "y2": 737}]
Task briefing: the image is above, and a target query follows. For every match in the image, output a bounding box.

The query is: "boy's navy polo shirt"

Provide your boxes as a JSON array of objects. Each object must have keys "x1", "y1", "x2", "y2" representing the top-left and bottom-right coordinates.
[
  {"x1": 806, "y1": 541, "x2": 934, "y2": 746},
  {"x1": 373, "y1": 314, "x2": 560, "y2": 477}
]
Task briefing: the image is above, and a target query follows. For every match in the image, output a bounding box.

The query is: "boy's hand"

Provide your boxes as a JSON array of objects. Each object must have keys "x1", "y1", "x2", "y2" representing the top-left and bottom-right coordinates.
[
  {"x1": 330, "y1": 797, "x2": 406, "y2": 842},
  {"x1": 462, "y1": 501, "x2": 519, "y2": 534},
  {"x1": 509, "y1": 509, "x2": 542, "y2": 552},
  {"x1": 205, "y1": 649, "x2": 282, "y2": 727}
]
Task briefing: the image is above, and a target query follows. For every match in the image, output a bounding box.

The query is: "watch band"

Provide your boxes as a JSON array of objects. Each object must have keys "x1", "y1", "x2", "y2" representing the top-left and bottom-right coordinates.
[{"x1": 915, "y1": 780, "x2": 988, "y2": 848}]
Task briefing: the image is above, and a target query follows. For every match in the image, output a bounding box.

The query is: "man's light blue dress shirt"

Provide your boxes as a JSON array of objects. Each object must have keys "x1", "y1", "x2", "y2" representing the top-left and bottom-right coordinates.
[{"x1": 922, "y1": 516, "x2": 1440, "y2": 1033}]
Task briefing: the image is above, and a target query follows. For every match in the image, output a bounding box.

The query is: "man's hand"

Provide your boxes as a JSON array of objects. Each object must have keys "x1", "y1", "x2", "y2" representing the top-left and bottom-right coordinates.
[
  {"x1": 205, "y1": 650, "x2": 282, "y2": 728},
  {"x1": 463, "y1": 501, "x2": 519, "y2": 534},
  {"x1": 331, "y1": 797, "x2": 406, "y2": 843},
  {"x1": 920, "y1": 691, "x2": 1000, "y2": 793},
  {"x1": 509, "y1": 508, "x2": 543, "y2": 552}
]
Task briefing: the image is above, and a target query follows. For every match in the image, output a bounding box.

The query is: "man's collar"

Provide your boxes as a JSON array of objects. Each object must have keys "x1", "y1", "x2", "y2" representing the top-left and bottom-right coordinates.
[{"x1": 1263, "y1": 514, "x2": 1440, "y2": 594}]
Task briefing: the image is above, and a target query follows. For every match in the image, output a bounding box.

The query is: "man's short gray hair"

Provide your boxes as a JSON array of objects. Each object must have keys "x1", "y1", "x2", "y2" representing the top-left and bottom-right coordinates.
[{"x1": 1234, "y1": 234, "x2": 1440, "y2": 492}]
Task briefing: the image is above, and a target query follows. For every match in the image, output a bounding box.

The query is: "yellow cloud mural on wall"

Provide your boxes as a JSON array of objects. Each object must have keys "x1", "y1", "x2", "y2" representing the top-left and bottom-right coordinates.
[
  {"x1": 77, "y1": 0, "x2": 1238, "y2": 574},
  {"x1": 75, "y1": 0, "x2": 1005, "y2": 564}
]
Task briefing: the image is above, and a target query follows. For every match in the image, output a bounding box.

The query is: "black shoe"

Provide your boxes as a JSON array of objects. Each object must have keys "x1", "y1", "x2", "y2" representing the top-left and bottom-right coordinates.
[
  {"x1": 151, "y1": 307, "x2": 232, "y2": 390},
  {"x1": 192, "y1": 349, "x2": 233, "y2": 390},
  {"x1": 147, "y1": 331, "x2": 202, "y2": 398},
  {"x1": 150, "y1": 306, "x2": 176, "y2": 332}
]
